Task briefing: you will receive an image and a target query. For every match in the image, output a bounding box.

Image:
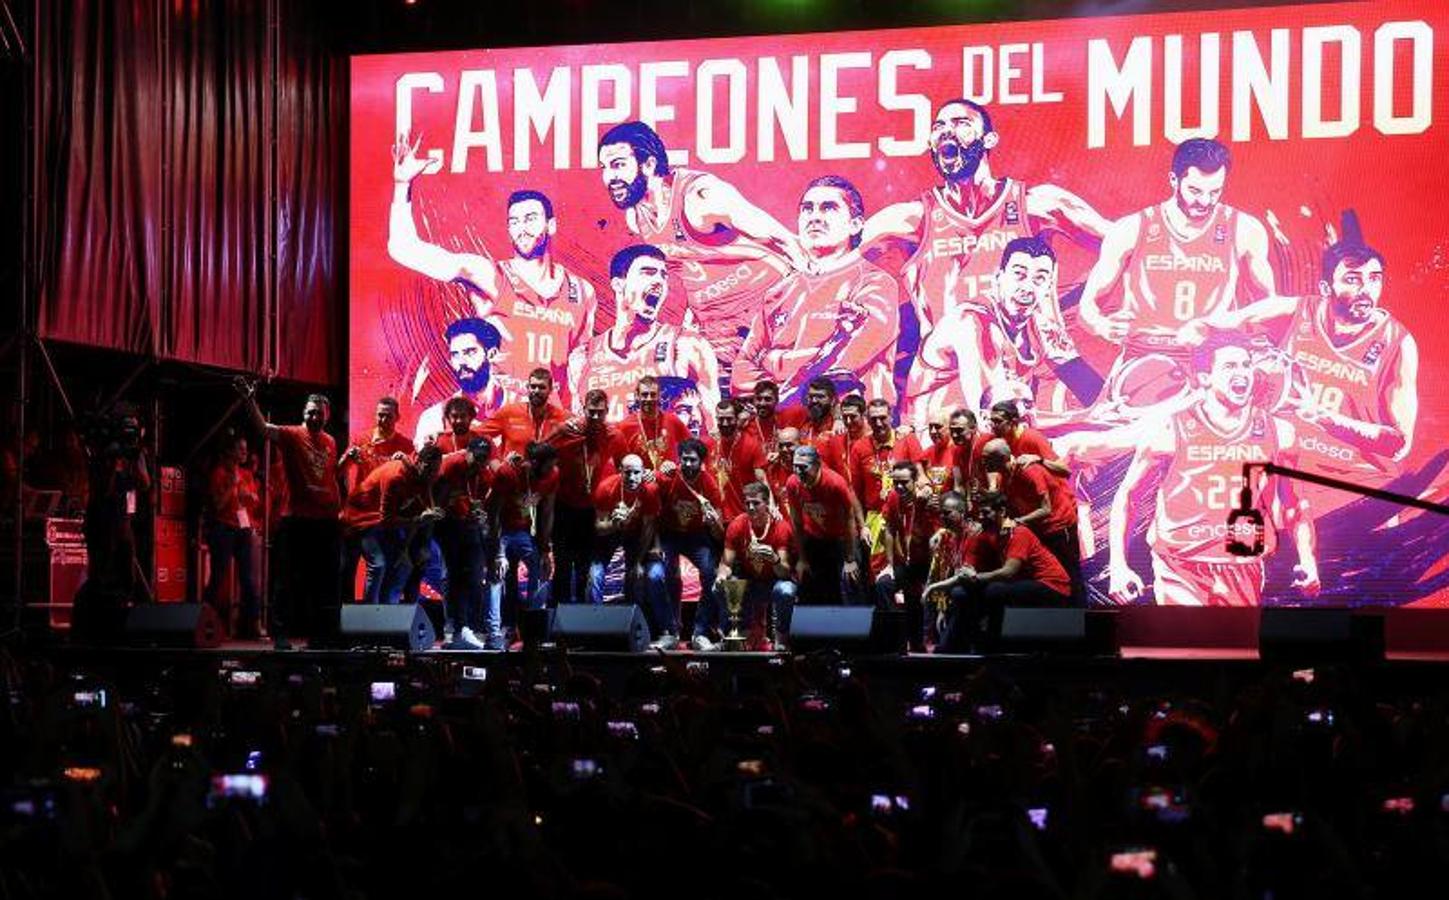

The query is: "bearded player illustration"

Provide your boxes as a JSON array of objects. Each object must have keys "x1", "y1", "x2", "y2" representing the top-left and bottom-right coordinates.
[
  {"x1": 389, "y1": 134, "x2": 597, "y2": 407},
  {"x1": 1108, "y1": 336, "x2": 1320, "y2": 607},
  {"x1": 597, "y1": 121, "x2": 810, "y2": 385},
  {"x1": 567, "y1": 244, "x2": 720, "y2": 425},
  {"x1": 861, "y1": 98, "x2": 1111, "y2": 428},
  {"x1": 1191, "y1": 214, "x2": 1419, "y2": 515},
  {"x1": 735, "y1": 175, "x2": 900, "y2": 403},
  {"x1": 1077, "y1": 138, "x2": 1276, "y2": 419}
]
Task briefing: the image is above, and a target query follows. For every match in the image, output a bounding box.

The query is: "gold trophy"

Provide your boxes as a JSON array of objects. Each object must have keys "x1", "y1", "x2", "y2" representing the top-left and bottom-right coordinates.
[{"x1": 720, "y1": 578, "x2": 748, "y2": 652}]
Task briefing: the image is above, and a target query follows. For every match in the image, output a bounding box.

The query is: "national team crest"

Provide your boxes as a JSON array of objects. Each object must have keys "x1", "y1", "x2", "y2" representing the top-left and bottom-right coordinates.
[
  {"x1": 1146, "y1": 222, "x2": 1162, "y2": 243},
  {"x1": 1363, "y1": 341, "x2": 1385, "y2": 367},
  {"x1": 1213, "y1": 223, "x2": 1227, "y2": 243},
  {"x1": 673, "y1": 219, "x2": 687, "y2": 243},
  {"x1": 567, "y1": 279, "x2": 580, "y2": 304},
  {"x1": 1004, "y1": 200, "x2": 1020, "y2": 225},
  {"x1": 654, "y1": 341, "x2": 670, "y2": 362},
  {"x1": 1250, "y1": 416, "x2": 1266, "y2": 438}
]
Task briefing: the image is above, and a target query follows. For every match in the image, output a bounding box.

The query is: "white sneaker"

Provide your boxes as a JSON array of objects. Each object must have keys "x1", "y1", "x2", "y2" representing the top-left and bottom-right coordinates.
[
  {"x1": 650, "y1": 633, "x2": 679, "y2": 651},
  {"x1": 457, "y1": 627, "x2": 488, "y2": 650},
  {"x1": 690, "y1": 634, "x2": 718, "y2": 652}
]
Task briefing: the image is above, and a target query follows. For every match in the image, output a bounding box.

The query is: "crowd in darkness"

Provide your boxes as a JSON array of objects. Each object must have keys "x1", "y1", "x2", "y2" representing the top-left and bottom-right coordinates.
[{"x1": 3, "y1": 644, "x2": 1447, "y2": 899}]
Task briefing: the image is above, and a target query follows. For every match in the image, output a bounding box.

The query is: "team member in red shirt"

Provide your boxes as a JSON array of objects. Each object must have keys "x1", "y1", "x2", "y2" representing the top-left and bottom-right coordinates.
[
  {"x1": 487, "y1": 441, "x2": 559, "y2": 645},
  {"x1": 877, "y1": 460, "x2": 940, "y2": 652},
  {"x1": 431, "y1": 396, "x2": 488, "y2": 453},
  {"x1": 850, "y1": 398, "x2": 923, "y2": 576},
  {"x1": 546, "y1": 389, "x2": 619, "y2": 605},
  {"x1": 786, "y1": 444, "x2": 865, "y2": 606},
  {"x1": 432, "y1": 439, "x2": 494, "y2": 649},
  {"x1": 849, "y1": 399, "x2": 924, "y2": 516},
  {"x1": 949, "y1": 409, "x2": 989, "y2": 501},
  {"x1": 238, "y1": 381, "x2": 343, "y2": 649},
  {"x1": 747, "y1": 379, "x2": 787, "y2": 460},
  {"x1": 203, "y1": 433, "x2": 263, "y2": 639},
  {"x1": 340, "y1": 396, "x2": 415, "y2": 492},
  {"x1": 764, "y1": 427, "x2": 800, "y2": 520},
  {"x1": 986, "y1": 400, "x2": 1068, "y2": 479},
  {"x1": 709, "y1": 398, "x2": 768, "y2": 521},
  {"x1": 785, "y1": 378, "x2": 849, "y2": 477},
  {"x1": 655, "y1": 439, "x2": 726, "y2": 650},
  {"x1": 918, "y1": 411, "x2": 958, "y2": 500},
  {"x1": 980, "y1": 438, "x2": 1082, "y2": 602},
  {"x1": 613, "y1": 375, "x2": 692, "y2": 472},
  {"x1": 590, "y1": 454, "x2": 671, "y2": 646},
  {"x1": 342, "y1": 444, "x2": 444, "y2": 609},
  {"x1": 718, "y1": 482, "x2": 797, "y2": 650},
  {"x1": 926, "y1": 491, "x2": 1072, "y2": 652},
  {"x1": 479, "y1": 368, "x2": 569, "y2": 459}
]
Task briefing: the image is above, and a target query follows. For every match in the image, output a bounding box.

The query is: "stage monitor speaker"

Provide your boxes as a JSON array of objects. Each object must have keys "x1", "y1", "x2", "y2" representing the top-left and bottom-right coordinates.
[
  {"x1": 337, "y1": 604, "x2": 436, "y2": 653},
  {"x1": 999, "y1": 608, "x2": 1118, "y2": 656},
  {"x1": 1258, "y1": 608, "x2": 1383, "y2": 663},
  {"x1": 788, "y1": 606, "x2": 878, "y2": 652},
  {"x1": 551, "y1": 604, "x2": 651, "y2": 653},
  {"x1": 123, "y1": 604, "x2": 223, "y2": 649}
]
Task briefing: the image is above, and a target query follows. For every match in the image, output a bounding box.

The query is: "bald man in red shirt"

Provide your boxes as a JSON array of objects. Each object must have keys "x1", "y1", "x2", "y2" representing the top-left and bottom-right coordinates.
[{"x1": 980, "y1": 437, "x2": 1082, "y2": 602}]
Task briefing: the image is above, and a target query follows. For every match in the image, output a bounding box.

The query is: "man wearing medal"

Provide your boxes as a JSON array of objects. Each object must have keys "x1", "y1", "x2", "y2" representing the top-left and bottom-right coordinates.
[
  {"x1": 656, "y1": 439, "x2": 726, "y2": 651},
  {"x1": 487, "y1": 440, "x2": 559, "y2": 648},
  {"x1": 590, "y1": 454, "x2": 671, "y2": 646},
  {"x1": 614, "y1": 375, "x2": 692, "y2": 473},
  {"x1": 718, "y1": 482, "x2": 798, "y2": 651},
  {"x1": 546, "y1": 389, "x2": 620, "y2": 605},
  {"x1": 848, "y1": 398, "x2": 924, "y2": 581},
  {"x1": 877, "y1": 460, "x2": 940, "y2": 653}
]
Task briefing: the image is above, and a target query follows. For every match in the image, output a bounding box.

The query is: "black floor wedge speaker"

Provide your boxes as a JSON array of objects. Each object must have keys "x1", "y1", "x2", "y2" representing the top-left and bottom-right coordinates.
[
  {"x1": 999, "y1": 608, "x2": 1118, "y2": 656},
  {"x1": 123, "y1": 604, "x2": 223, "y2": 649},
  {"x1": 337, "y1": 604, "x2": 436, "y2": 652},
  {"x1": 788, "y1": 606, "x2": 878, "y2": 651},
  {"x1": 551, "y1": 604, "x2": 651, "y2": 652}
]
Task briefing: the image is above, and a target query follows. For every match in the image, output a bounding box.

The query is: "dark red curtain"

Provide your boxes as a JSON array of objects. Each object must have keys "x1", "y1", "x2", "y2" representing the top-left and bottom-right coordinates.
[{"x1": 35, "y1": 0, "x2": 343, "y2": 385}]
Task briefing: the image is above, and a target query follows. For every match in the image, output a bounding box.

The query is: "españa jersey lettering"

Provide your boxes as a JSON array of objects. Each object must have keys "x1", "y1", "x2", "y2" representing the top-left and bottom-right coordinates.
[
  {"x1": 493, "y1": 260, "x2": 591, "y2": 400},
  {"x1": 903, "y1": 180, "x2": 1034, "y2": 327},
  {"x1": 576, "y1": 324, "x2": 686, "y2": 422},
  {"x1": 1288, "y1": 299, "x2": 1407, "y2": 478},
  {"x1": 1151, "y1": 405, "x2": 1278, "y2": 563},
  {"x1": 1125, "y1": 203, "x2": 1239, "y2": 337},
  {"x1": 632, "y1": 168, "x2": 789, "y2": 360}
]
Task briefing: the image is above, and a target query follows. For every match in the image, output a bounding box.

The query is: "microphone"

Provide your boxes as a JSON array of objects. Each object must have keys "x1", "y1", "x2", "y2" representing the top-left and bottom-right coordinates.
[{"x1": 1226, "y1": 484, "x2": 1264, "y2": 557}]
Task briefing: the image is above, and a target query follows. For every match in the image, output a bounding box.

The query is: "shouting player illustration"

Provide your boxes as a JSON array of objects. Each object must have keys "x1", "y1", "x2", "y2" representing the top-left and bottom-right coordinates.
[
  {"x1": 1108, "y1": 335, "x2": 1319, "y2": 607},
  {"x1": 567, "y1": 244, "x2": 720, "y2": 425},
  {"x1": 861, "y1": 98, "x2": 1110, "y2": 427},
  {"x1": 1187, "y1": 214, "x2": 1419, "y2": 518},
  {"x1": 597, "y1": 121, "x2": 809, "y2": 383}
]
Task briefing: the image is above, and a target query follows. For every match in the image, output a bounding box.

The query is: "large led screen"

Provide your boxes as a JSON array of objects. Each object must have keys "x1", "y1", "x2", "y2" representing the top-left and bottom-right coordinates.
[{"x1": 351, "y1": 0, "x2": 1449, "y2": 607}]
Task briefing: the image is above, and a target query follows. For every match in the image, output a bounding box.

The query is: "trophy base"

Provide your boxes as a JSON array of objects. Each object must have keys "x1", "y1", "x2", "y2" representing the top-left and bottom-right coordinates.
[{"x1": 721, "y1": 632, "x2": 747, "y2": 653}]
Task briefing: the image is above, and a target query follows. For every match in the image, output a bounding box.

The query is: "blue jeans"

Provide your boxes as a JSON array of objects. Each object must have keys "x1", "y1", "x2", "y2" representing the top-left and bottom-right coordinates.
[
  {"x1": 385, "y1": 526, "x2": 436, "y2": 606},
  {"x1": 663, "y1": 532, "x2": 719, "y2": 637},
  {"x1": 741, "y1": 579, "x2": 796, "y2": 639},
  {"x1": 488, "y1": 529, "x2": 550, "y2": 641},
  {"x1": 356, "y1": 527, "x2": 403, "y2": 605},
  {"x1": 589, "y1": 538, "x2": 669, "y2": 634}
]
